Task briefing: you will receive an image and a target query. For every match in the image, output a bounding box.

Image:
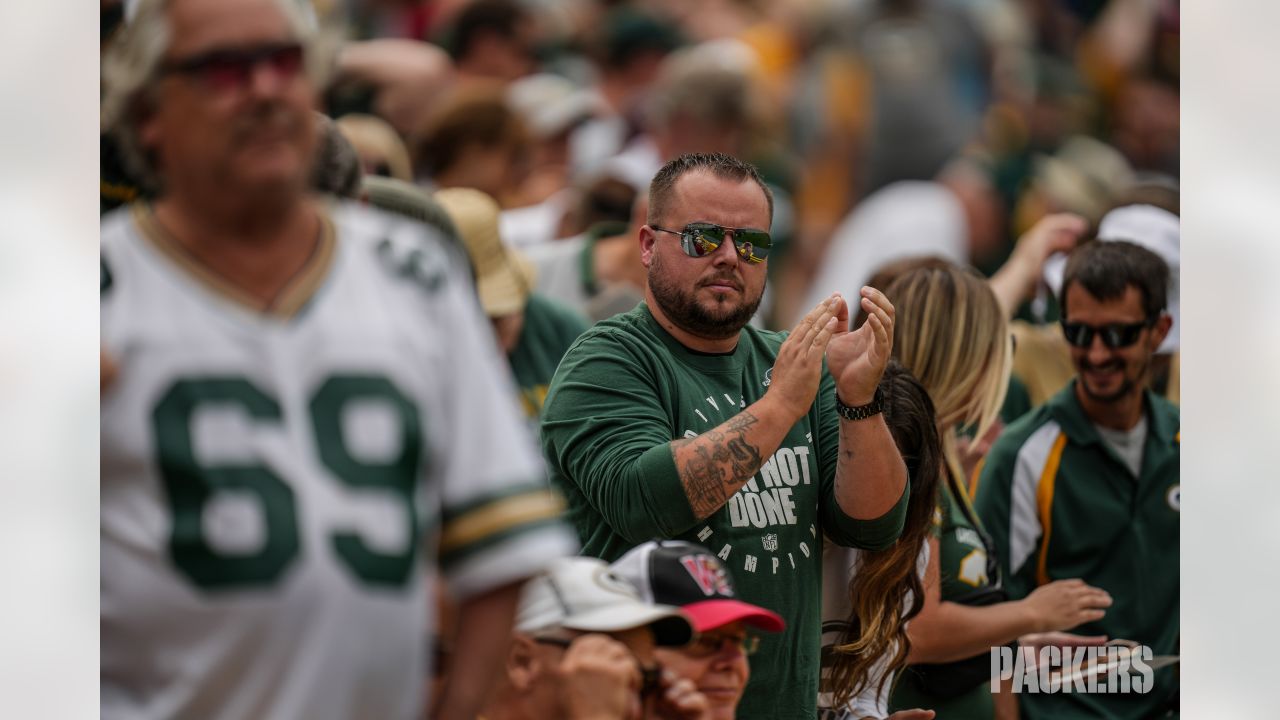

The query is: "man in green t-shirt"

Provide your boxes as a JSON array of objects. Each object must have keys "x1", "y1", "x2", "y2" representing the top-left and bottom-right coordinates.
[
  {"x1": 975, "y1": 240, "x2": 1179, "y2": 719},
  {"x1": 541, "y1": 153, "x2": 911, "y2": 720}
]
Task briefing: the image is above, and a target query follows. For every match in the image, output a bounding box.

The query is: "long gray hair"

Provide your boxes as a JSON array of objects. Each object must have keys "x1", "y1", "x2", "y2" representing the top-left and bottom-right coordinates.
[{"x1": 100, "y1": 0, "x2": 337, "y2": 192}]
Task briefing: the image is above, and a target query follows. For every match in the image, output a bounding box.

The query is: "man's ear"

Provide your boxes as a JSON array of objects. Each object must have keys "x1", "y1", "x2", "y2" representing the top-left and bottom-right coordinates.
[
  {"x1": 507, "y1": 634, "x2": 539, "y2": 692},
  {"x1": 1149, "y1": 312, "x2": 1173, "y2": 351},
  {"x1": 639, "y1": 225, "x2": 656, "y2": 268}
]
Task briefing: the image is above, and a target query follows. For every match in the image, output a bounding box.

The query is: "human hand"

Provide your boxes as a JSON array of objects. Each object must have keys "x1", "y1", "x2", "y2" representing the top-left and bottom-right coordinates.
[
  {"x1": 765, "y1": 294, "x2": 841, "y2": 422},
  {"x1": 826, "y1": 287, "x2": 894, "y2": 406},
  {"x1": 646, "y1": 671, "x2": 711, "y2": 719},
  {"x1": 1019, "y1": 630, "x2": 1110, "y2": 654},
  {"x1": 884, "y1": 710, "x2": 935, "y2": 720},
  {"x1": 1006, "y1": 213, "x2": 1088, "y2": 296},
  {"x1": 1021, "y1": 579, "x2": 1112, "y2": 633},
  {"x1": 558, "y1": 634, "x2": 643, "y2": 720}
]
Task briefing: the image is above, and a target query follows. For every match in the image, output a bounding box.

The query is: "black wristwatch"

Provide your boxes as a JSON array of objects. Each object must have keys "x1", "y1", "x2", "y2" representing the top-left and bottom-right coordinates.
[{"x1": 835, "y1": 387, "x2": 885, "y2": 421}]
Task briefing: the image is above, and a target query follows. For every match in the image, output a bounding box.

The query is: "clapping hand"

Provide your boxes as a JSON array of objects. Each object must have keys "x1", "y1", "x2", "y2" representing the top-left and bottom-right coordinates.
[{"x1": 826, "y1": 288, "x2": 895, "y2": 406}]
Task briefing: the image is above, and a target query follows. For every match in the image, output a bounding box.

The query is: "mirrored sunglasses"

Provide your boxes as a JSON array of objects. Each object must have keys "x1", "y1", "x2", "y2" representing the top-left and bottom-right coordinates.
[{"x1": 651, "y1": 222, "x2": 772, "y2": 264}]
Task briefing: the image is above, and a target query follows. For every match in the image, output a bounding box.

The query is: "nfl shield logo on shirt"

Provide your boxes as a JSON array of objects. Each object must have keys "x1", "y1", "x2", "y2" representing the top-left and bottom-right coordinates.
[{"x1": 762, "y1": 533, "x2": 778, "y2": 551}]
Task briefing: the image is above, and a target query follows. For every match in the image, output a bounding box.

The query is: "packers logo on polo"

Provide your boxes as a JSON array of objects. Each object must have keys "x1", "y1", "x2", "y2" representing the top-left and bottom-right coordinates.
[
  {"x1": 1166, "y1": 484, "x2": 1180, "y2": 512},
  {"x1": 680, "y1": 554, "x2": 734, "y2": 597}
]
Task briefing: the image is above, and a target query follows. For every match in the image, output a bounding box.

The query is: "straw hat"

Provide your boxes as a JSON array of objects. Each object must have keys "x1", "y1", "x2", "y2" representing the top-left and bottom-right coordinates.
[{"x1": 432, "y1": 188, "x2": 535, "y2": 317}]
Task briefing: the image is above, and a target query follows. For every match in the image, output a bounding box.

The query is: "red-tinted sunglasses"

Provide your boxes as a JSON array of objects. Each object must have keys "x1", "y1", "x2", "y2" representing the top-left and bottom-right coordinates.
[{"x1": 160, "y1": 42, "x2": 304, "y2": 91}]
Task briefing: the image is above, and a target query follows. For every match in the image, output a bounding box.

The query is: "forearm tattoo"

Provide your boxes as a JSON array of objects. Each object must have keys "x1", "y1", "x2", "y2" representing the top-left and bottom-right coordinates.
[{"x1": 673, "y1": 412, "x2": 764, "y2": 520}]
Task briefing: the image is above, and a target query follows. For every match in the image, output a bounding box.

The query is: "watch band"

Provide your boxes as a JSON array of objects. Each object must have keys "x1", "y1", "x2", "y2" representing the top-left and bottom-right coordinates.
[{"x1": 835, "y1": 387, "x2": 885, "y2": 421}]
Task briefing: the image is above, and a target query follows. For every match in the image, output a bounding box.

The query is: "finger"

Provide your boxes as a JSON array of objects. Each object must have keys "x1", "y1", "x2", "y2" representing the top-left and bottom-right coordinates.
[
  {"x1": 796, "y1": 293, "x2": 837, "y2": 332},
  {"x1": 861, "y1": 285, "x2": 895, "y2": 321},
  {"x1": 868, "y1": 311, "x2": 890, "y2": 354},
  {"x1": 862, "y1": 295, "x2": 893, "y2": 334},
  {"x1": 1084, "y1": 591, "x2": 1114, "y2": 608},
  {"x1": 831, "y1": 293, "x2": 850, "y2": 332},
  {"x1": 1081, "y1": 609, "x2": 1107, "y2": 622},
  {"x1": 802, "y1": 298, "x2": 839, "y2": 346},
  {"x1": 812, "y1": 316, "x2": 838, "y2": 349}
]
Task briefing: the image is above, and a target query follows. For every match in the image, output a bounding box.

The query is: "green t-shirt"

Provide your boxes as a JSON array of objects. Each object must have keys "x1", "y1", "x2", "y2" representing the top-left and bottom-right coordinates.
[
  {"x1": 974, "y1": 383, "x2": 1180, "y2": 719},
  {"x1": 541, "y1": 303, "x2": 908, "y2": 720},
  {"x1": 890, "y1": 478, "x2": 999, "y2": 717},
  {"x1": 507, "y1": 293, "x2": 589, "y2": 423}
]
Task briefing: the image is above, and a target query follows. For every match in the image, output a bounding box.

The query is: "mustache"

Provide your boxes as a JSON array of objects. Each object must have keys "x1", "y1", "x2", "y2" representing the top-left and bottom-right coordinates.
[
  {"x1": 1080, "y1": 359, "x2": 1125, "y2": 373},
  {"x1": 231, "y1": 102, "x2": 303, "y2": 143},
  {"x1": 699, "y1": 273, "x2": 743, "y2": 290}
]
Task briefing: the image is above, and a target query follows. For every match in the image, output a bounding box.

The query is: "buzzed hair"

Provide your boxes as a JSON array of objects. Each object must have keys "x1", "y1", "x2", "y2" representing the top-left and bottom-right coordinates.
[
  {"x1": 647, "y1": 152, "x2": 773, "y2": 227},
  {"x1": 1060, "y1": 240, "x2": 1169, "y2": 320}
]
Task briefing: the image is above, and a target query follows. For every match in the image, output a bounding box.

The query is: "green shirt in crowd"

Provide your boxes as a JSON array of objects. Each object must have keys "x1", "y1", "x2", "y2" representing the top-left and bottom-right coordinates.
[
  {"x1": 507, "y1": 293, "x2": 590, "y2": 424},
  {"x1": 974, "y1": 382, "x2": 1180, "y2": 719},
  {"x1": 891, "y1": 478, "x2": 1001, "y2": 717},
  {"x1": 541, "y1": 303, "x2": 909, "y2": 720}
]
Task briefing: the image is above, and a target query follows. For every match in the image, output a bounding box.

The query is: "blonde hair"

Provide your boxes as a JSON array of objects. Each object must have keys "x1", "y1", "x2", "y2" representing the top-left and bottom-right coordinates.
[
  {"x1": 101, "y1": 0, "x2": 337, "y2": 191},
  {"x1": 884, "y1": 262, "x2": 1011, "y2": 478}
]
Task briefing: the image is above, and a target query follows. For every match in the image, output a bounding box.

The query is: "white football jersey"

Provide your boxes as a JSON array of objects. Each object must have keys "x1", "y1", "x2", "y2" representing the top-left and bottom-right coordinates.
[{"x1": 101, "y1": 201, "x2": 576, "y2": 720}]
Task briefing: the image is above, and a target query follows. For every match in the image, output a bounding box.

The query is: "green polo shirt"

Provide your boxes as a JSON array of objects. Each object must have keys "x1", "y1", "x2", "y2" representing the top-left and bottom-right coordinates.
[
  {"x1": 974, "y1": 382, "x2": 1179, "y2": 719},
  {"x1": 541, "y1": 303, "x2": 908, "y2": 720}
]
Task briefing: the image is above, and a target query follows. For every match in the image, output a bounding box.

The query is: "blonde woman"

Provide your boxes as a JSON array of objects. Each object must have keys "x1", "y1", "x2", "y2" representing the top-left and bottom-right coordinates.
[{"x1": 880, "y1": 262, "x2": 1113, "y2": 718}]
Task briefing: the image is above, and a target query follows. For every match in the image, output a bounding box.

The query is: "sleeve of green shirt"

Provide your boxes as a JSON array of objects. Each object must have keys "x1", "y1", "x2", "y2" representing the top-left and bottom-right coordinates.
[
  {"x1": 813, "y1": 369, "x2": 910, "y2": 551},
  {"x1": 973, "y1": 438, "x2": 1037, "y2": 600},
  {"x1": 541, "y1": 333, "x2": 698, "y2": 543}
]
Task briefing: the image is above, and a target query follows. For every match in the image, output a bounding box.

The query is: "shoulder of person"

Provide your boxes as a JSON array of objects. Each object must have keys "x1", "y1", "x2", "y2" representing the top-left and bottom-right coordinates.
[{"x1": 329, "y1": 199, "x2": 469, "y2": 295}]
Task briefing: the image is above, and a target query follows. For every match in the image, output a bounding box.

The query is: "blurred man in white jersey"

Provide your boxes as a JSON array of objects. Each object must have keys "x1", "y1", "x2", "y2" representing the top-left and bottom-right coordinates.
[{"x1": 99, "y1": 0, "x2": 576, "y2": 718}]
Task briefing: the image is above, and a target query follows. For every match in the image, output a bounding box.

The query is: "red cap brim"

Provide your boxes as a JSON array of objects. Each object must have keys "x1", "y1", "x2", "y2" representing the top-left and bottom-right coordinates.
[{"x1": 681, "y1": 599, "x2": 786, "y2": 633}]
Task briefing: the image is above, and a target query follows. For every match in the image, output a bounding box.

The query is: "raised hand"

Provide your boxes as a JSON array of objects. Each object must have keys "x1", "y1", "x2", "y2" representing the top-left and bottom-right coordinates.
[
  {"x1": 826, "y1": 287, "x2": 895, "y2": 406},
  {"x1": 765, "y1": 294, "x2": 842, "y2": 422}
]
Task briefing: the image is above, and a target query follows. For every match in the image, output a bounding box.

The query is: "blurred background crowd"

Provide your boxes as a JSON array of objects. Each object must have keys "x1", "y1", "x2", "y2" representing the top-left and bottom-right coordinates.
[
  {"x1": 103, "y1": 0, "x2": 1179, "y2": 336},
  {"x1": 99, "y1": 0, "x2": 1180, "y2": 717}
]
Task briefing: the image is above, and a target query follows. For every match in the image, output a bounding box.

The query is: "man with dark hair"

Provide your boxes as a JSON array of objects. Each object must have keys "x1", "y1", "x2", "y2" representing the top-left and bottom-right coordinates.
[
  {"x1": 443, "y1": 0, "x2": 536, "y2": 84},
  {"x1": 974, "y1": 240, "x2": 1179, "y2": 719},
  {"x1": 541, "y1": 152, "x2": 910, "y2": 719}
]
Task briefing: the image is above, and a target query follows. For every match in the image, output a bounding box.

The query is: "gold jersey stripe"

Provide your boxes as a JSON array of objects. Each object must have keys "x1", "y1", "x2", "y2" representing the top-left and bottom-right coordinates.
[
  {"x1": 440, "y1": 491, "x2": 566, "y2": 555},
  {"x1": 1035, "y1": 432, "x2": 1068, "y2": 586}
]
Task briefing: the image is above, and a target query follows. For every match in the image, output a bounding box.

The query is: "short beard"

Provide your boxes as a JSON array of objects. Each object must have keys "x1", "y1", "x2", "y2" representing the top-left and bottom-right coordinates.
[
  {"x1": 649, "y1": 252, "x2": 762, "y2": 340},
  {"x1": 1078, "y1": 356, "x2": 1148, "y2": 404}
]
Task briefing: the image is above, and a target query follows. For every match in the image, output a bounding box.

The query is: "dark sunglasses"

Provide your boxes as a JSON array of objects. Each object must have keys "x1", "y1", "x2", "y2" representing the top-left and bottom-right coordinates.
[
  {"x1": 160, "y1": 42, "x2": 305, "y2": 91},
  {"x1": 1060, "y1": 320, "x2": 1154, "y2": 349},
  {"x1": 651, "y1": 222, "x2": 772, "y2": 264}
]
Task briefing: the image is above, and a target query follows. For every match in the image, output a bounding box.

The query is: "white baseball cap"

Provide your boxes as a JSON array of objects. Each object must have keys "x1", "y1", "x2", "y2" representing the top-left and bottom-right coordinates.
[{"x1": 516, "y1": 557, "x2": 695, "y2": 647}]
